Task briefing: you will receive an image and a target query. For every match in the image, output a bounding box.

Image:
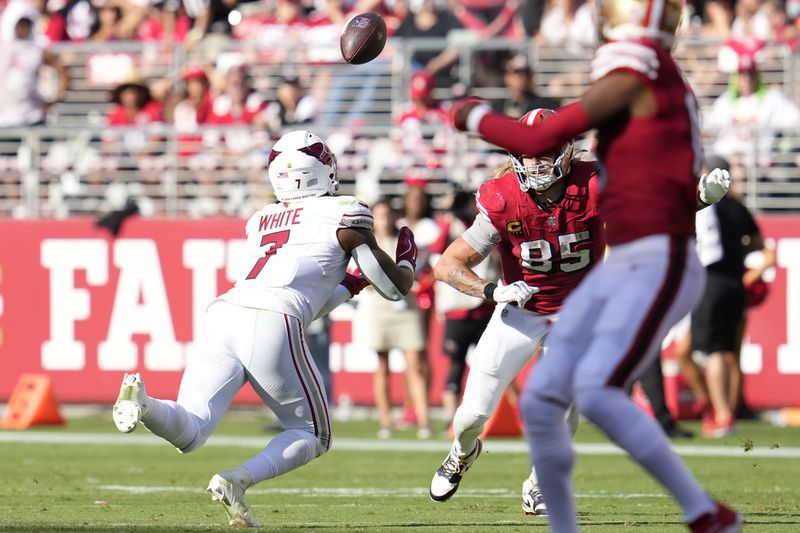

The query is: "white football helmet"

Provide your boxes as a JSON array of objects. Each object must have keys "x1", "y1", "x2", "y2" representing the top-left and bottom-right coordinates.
[
  {"x1": 596, "y1": 0, "x2": 683, "y2": 47},
  {"x1": 511, "y1": 109, "x2": 574, "y2": 193},
  {"x1": 267, "y1": 130, "x2": 338, "y2": 202}
]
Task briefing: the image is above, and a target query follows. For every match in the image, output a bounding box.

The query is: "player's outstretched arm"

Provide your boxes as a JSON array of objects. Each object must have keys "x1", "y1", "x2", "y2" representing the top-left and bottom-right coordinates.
[
  {"x1": 435, "y1": 236, "x2": 538, "y2": 307},
  {"x1": 337, "y1": 226, "x2": 415, "y2": 301},
  {"x1": 434, "y1": 236, "x2": 492, "y2": 299},
  {"x1": 453, "y1": 71, "x2": 644, "y2": 158}
]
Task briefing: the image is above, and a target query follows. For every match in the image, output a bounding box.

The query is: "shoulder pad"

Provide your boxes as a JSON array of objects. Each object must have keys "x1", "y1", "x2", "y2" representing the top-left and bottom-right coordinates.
[
  {"x1": 338, "y1": 197, "x2": 374, "y2": 231},
  {"x1": 476, "y1": 178, "x2": 510, "y2": 218},
  {"x1": 591, "y1": 42, "x2": 659, "y2": 82}
]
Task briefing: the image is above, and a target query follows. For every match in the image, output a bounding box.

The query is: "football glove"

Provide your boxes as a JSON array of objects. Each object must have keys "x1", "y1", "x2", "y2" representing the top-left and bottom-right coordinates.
[
  {"x1": 492, "y1": 281, "x2": 539, "y2": 308},
  {"x1": 699, "y1": 168, "x2": 731, "y2": 205},
  {"x1": 396, "y1": 226, "x2": 417, "y2": 271},
  {"x1": 341, "y1": 269, "x2": 369, "y2": 296}
]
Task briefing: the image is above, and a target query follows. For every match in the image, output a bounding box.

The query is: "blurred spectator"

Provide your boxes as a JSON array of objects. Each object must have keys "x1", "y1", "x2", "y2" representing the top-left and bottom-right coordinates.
[
  {"x1": 494, "y1": 54, "x2": 559, "y2": 119},
  {"x1": 91, "y1": 4, "x2": 122, "y2": 41},
  {"x1": 759, "y1": 0, "x2": 799, "y2": 49},
  {"x1": 0, "y1": 6, "x2": 67, "y2": 127},
  {"x1": 519, "y1": 0, "x2": 546, "y2": 36},
  {"x1": 397, "y1": 180, "x2": 441, "y2": 433},
  {"x1": 358, "y1": 199, "x2": 430, "y2": 439},
  {"x1": 393, "y1": 71, "x2": 452, "y2": 164},
  {"x1": 431, "y1": 189, "x2": 498, "y2": 428},
  {"x1": 107, "y1": 72, "x2": 162, "y2": 126},
  {"x1": 731, "y1": 0, "x2": 770, "y2": 38},
  {"x1": 707, "y1": 39, "x2": 800, "y2": 172},
  {"x1": 536, "y1": 0, "x2": 596, "y2": 49},
  {"x1": 45, "y1": 0, "x2": 100, "y2": 41},
  {"x1": 263, "y1": 75, "x2": 316, "y2": 132},
  {"x1": 172, "y1": 66, "x2": 212, "y2": 155},
  {"x1": 394, "y1": 0, "x2": 462, "y2": 80},
  {"x1": 692, "y1": 156, "x2": 776, "y2": 437},
  {"x1": 209, "y1": 65, "x2": 267, "y2": 127},
  {"x1": 452, "y1": 0, "x2": 523, "y2": 38},
  {"x1": 184, "y1": 0, "x2": 239, "y2": 48}
]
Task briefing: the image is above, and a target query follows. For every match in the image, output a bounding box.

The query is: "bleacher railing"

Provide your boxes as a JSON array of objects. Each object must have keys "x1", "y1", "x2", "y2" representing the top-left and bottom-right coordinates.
[
  {"x1": 0, "y1": 37, "x2": 797, "y2": 216},
  {"x1": 1, "y1": 124, "x2": 798, "y2": 217}
]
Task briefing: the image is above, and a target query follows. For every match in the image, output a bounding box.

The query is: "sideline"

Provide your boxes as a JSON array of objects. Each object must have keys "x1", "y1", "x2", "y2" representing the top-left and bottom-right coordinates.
[{"x1": 1, "y1": 431, "x2": 799, "y2": 458}]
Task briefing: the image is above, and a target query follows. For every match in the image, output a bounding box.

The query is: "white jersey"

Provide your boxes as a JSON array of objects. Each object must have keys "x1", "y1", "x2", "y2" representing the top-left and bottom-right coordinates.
[{"x1": 219, "y1": 195, "x2": 373, "y2": 325}]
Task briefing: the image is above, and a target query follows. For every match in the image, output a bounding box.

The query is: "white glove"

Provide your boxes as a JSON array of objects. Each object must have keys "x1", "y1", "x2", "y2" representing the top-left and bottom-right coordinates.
[
  {"x1": 699, "y1": 168, "x2": 731, "y2": 205},
  {"x1": 492, "y1": 281, "x2": 539, "y2": 308}
]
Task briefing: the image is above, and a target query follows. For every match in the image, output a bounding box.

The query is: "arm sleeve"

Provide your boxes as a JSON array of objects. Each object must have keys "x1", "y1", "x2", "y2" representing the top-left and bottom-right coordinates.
[
  {"x1": 314, "y1": 284, "x2": 352, "y2": 321},
  {"x1": 462, "y1": 213, "x2": 501, "y2": 257},
  {"x1": 477, "y1": 102, "x2": 592, "y2": 158},
  {"x1": 351, "y1": 244, "x2": 404, "y2": 301}
]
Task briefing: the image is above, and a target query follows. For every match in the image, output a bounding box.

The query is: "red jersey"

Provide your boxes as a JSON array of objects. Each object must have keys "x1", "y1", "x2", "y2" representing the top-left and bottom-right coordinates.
[
  {"x1": 476, "y1": 39, "x2": 701, "y2": 247},
  {"x1": 476, "y1": 161, "x2": 604, "y2": 315},
  {"x1": 591, "y1": 40, "x2": 700, "y2": 245}
]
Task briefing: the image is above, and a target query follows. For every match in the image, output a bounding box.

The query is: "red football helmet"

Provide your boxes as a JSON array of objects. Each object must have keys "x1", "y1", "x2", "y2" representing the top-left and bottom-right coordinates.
[{"x1": 511, "y1": 109, "x2": 574, "y2": 192}]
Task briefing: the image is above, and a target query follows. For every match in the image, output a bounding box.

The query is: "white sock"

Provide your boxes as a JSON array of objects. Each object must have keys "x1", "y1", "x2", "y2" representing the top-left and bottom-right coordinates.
[
  {"x1": 451, "y1": 405, "x2": 488, "y2": 456},
  {"x1": 575, "y1": 387, "x2": 716, "y2": 522},
  {"x1": 520, "y1": 391, "x2": 579, "y2": 533},
  {"x1": 142, "y1": 398, "x2": 198, "y2": 451},
  {"x1": 240, "y1": 429, "x2": 326, "y2": 484}
]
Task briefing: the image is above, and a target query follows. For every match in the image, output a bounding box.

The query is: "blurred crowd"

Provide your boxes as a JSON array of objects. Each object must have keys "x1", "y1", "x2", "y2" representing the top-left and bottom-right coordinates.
[{"x1": 0, "y1": 0, "x2": 799, "y2": 219}]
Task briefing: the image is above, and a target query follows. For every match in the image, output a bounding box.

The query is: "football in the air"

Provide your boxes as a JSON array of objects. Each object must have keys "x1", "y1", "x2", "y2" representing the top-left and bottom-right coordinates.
[{"x1": 340, "y1": 12, "x2": 387, "y2": 65}]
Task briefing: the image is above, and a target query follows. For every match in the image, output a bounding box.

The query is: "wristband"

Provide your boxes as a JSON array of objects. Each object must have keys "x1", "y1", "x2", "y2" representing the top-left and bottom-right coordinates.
[
  {"x1": 483, "y1": 282, "x2": 497, "y2": 301},
  {"x1": 397, "y1": 259, "x2": 415, "y2": 272},
  {"x1": 697, "y1": 190, "x2": 711, "y2": 207},
  {"x1": 466, "y1": 105, "x2": 491, "y2": 133}
]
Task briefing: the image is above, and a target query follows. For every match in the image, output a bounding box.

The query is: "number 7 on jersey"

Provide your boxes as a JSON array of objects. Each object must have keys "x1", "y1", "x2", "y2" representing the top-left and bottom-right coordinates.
[{"x1": 246, "y1": 230, "x2": 291, "y2": 279}]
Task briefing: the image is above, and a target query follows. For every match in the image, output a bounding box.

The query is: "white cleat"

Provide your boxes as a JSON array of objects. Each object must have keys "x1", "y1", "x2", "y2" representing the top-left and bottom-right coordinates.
[
  {"x1": 112, "y1": 373, "x2": 147, "y2": 433},
  {"x1": 521, "y1": 478, "x2": 547, "y2": 516},
  {"x1": 429, "y1": 439, "x2": 483, "y2": 502},
  {"x1": 207, "y1": 469, "x2": 261, "y2": 528}
]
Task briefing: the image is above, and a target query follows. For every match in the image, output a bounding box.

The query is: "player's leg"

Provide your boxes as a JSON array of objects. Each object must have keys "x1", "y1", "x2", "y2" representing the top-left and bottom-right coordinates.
[
  {"x1": 572, "y1": 237, "x2": 735, "y2": 527},
  {"x1": 233, "y1": 312, "x2": 331, "y2": 484},
  {"x1": 114, "y1": 300, "x2": 246, "y2": 452},
  {"x1": 374, "y1": 351, "x2": 393, "y2": 438},
  {"x1": 430, "y1": 304, "x2": 548, "y2": 502},
  {"x1": 441, "y1": 318, "x2": 471, "y2": 429},
  {"x1": 207, "y1": 311, "x2": 331, "y2": 526},
  {"x1": 520, "y1": 274, "x2": 601, "y2": 532},
  {"x1": 521, "y1": 402, "x2": 579, "y2": 516}
]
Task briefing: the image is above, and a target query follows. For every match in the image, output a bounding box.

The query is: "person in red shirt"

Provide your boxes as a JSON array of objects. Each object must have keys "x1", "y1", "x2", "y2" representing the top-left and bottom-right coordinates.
[
  {"x1": 451, "y1": 0, "x2": 742, "y2": 530},
  {"x1": 172, "y1": 66, "x2": 213, "y2": 157},
  {"x1": 429, "y1": 109, "x2": 600, "y2": 516},
  {"x1": 107, "y1": 75, "x2": 162, "y2": 126}
]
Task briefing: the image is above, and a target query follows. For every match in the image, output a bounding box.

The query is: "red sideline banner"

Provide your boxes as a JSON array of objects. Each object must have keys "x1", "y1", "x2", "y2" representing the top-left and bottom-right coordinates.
[{"x1": 0, "y1": 217, "x2": 799, "y2": 408}]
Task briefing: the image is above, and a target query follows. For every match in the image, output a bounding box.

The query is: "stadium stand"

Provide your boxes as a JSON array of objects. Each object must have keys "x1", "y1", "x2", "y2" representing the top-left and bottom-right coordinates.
[{"x1": 0, "y1": 0, "x2": 798, "y2": 218}]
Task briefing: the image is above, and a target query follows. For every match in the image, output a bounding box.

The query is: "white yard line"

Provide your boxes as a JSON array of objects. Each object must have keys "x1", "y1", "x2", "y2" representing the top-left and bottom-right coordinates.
[
  {"x1": 1, "y1": 431, "x2": 798, "y2": 458},
  {"x1": 97, "y1": 484, "x2": 667, "y2": 499}
]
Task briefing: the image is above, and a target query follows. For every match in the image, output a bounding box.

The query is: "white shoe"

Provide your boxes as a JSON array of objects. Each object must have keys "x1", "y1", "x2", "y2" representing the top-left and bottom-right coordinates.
[
  {"x1": 521, "y1": 478, "x2": 547, "y2": 516},
  {"x1": 207, "y1": 468, "x2": 261, "y2": 528},
  {"x1": 429, "y1": 439, "x2": 482, "y2": 502},
  {"x1": 112, "y1": 373, "x2": 147, "y2": 433}
]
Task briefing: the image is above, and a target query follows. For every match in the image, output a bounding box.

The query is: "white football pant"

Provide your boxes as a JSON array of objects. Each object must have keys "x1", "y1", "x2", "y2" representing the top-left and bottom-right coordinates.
[{"x1": 142, "y1": 300, "x2": 330, "y2": 484}]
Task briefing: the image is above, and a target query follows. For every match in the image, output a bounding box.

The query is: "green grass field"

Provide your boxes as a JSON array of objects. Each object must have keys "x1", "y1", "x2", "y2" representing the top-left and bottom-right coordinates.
[{"x1": 2, "y1": 411, "x2": 799, "y2": 532}]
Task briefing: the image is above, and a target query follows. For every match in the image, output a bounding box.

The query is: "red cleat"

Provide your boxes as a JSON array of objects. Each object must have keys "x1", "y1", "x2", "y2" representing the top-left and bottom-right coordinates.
[{"x1": 689, "y1": 501, "x2": 744, "y2": 533}]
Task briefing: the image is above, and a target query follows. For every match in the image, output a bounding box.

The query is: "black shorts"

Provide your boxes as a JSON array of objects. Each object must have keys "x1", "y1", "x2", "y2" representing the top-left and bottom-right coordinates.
[
  {"x1": 443, "y1": 316, "x2": 490, "y2": 361},
  {"x1": 691, "y1": 275, "x2": 746, "y2": 354}
]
